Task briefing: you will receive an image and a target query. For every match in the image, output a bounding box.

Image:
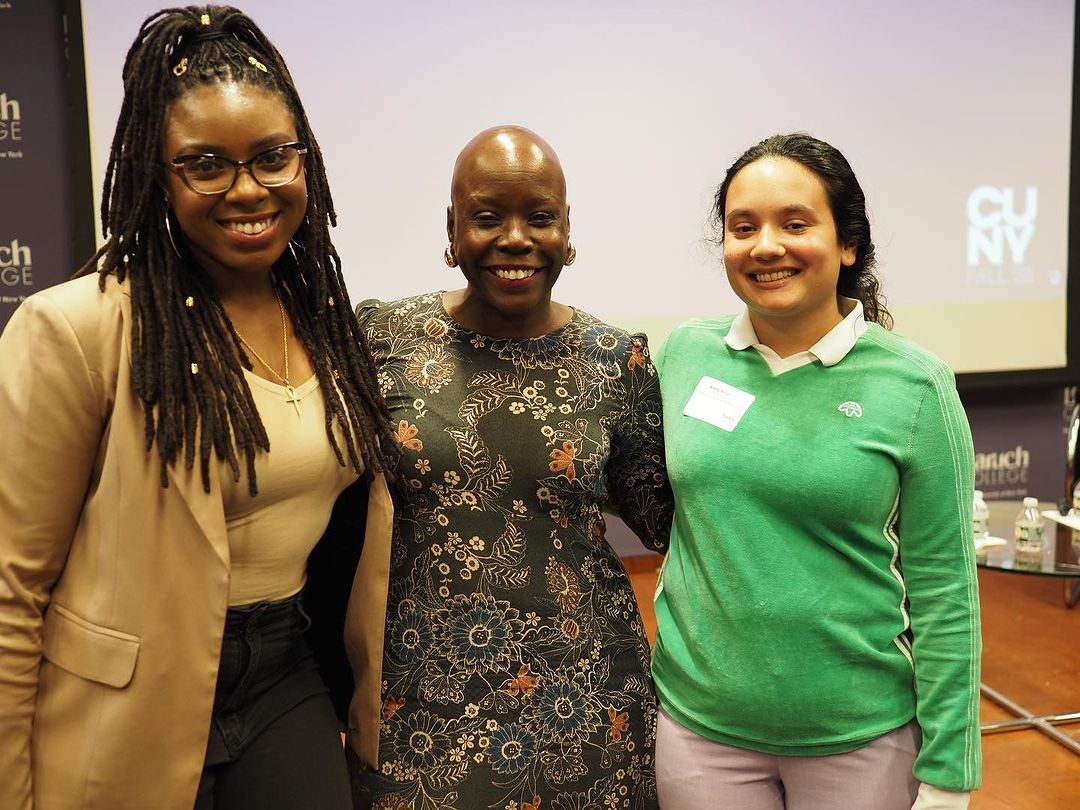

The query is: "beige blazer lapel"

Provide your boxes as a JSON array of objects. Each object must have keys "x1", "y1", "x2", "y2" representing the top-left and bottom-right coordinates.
[
  {"x1": 165, "y1": 456, "x2": 229, "y2": 570},
  {"x1": 114, "y1": 290, "x2": 230, "y2": 569}
]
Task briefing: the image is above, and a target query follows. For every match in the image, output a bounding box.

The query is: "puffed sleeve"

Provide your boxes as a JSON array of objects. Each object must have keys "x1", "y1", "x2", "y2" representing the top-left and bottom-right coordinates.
[
  {"x1": 604, "y1": 333, "x2": 674, "y2": 553},
  {"x1": 354, "y1": 298, "x2": 383, "y2": 337},
  {"x1": 899, "y1": 365, "x2": 981, "y2": 791},
  {"x1": 0, "y1": 291, "x2": 110, "y2": 810}
]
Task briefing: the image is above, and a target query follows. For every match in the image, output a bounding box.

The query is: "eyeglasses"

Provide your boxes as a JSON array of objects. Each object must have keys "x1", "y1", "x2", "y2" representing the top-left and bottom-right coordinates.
[{"x1": 165, "y1": 142, "x2": 308, "y2": 195}]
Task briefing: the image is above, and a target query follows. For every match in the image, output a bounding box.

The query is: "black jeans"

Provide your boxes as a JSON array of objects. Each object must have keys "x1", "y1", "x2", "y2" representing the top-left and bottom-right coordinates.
[{"x1": 194, "y1": 591, "x2": 351, "y2": 810}]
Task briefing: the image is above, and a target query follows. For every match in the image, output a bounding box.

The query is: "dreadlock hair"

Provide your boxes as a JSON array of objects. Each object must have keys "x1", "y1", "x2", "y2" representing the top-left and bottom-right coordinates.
[
  {"x1": 79, "y1": 5, "x2": 398, "y2": 494},
  {"x1": 711, "y1": 132, "x2": 893, "y2": 329}
]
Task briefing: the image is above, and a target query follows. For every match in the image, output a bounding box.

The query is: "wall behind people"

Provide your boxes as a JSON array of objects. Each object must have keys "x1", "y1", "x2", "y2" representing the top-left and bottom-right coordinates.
[
  {"x1": 80, "y1": 0, "x2": 1075, "y2": 377},
  {"x1": 3, "y1": 1, "x2": 1070, "y2": 553},
  {"x1": 0, "y1": 0, "x2": 92, "y2": 330}
]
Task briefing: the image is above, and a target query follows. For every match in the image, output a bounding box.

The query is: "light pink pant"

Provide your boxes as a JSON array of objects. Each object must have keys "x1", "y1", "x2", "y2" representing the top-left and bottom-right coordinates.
[{"x1": 656, "y1": 708, "x2": 920, "y2": 810}]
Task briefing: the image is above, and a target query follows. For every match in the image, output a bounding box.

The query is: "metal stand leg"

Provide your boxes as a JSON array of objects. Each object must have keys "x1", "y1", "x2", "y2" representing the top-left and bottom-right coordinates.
[
  {"x1": 981, "y1": 713, "x2": 1080, "y2": 733},
  {"x1": 1066, "y1": 579, "x2": 1080, "y2": 608},
  {"x1": 980, "y1": 683, "x2": 1080, "y2": 754}
]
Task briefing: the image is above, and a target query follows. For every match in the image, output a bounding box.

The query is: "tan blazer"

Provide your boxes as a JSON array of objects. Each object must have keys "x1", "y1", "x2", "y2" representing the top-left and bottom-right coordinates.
[{"x1": 0, "y1": 274, "x2": 392, "y2": 810}]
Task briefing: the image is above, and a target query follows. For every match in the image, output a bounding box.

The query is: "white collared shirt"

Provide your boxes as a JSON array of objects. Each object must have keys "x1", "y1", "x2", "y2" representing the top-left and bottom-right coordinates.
[{"x1": 724, "y1": 297, "x2": 868, "y2": 375}]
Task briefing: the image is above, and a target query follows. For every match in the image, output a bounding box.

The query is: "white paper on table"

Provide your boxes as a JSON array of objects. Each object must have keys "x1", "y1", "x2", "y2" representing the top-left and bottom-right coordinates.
[
  {"x1": 974, "y1": 536, "x2": 1007, "y2": 552},
  {"x1": 1041, "y1": 510, "x2": 1080, "y2": 530}
]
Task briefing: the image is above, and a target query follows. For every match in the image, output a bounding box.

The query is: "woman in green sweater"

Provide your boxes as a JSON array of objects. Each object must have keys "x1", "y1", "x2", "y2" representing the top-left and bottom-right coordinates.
[{"x1": 652, "y1": 133, "x2": 980, "y2": 810}]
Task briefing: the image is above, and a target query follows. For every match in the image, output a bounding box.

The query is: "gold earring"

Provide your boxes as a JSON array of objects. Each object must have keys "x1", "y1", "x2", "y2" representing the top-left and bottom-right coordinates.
[
  {"x1": 565, "y1": 243, "x2": 577, "y2": 266},
  {"x1": 164, "y1": 209, "x2": 181, "y2": 257},
  {"x1": 444, "y1": 245, "x2": 457, "y2": 267}
]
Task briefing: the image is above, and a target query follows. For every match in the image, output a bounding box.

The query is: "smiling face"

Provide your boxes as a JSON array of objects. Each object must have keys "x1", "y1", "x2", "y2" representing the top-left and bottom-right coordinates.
[
  {"x1": 162, "y1": 82, "x2": 307, "y2": 291},
  {"x1": 446, "y1": 129, "x2": 570, "y2": 336},
  {"x1": 723, "y1": 156, "x2": 856, "y2": 345}
]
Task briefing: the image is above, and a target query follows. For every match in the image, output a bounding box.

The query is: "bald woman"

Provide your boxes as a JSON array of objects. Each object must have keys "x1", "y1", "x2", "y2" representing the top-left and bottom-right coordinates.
[{"x1": 353, "y1": 126, "x2": 673, "y2": 809}]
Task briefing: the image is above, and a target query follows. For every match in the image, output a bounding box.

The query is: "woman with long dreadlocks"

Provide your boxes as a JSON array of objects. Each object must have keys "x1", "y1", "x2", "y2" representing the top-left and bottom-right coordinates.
[{"x1": 0, "y1": 7, "x2": 398, "y2": 810}]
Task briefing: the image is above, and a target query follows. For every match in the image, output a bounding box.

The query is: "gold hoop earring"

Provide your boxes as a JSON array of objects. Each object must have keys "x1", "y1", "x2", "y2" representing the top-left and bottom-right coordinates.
[
  {"x1": 444, "y1": 245, "x2": 458, "y2": 268},
  {"x1": 565, "y1": 243, "x2": 577, "y2": 266},
  {"x1": 164, "y1": 209, "x2": 181, "y2": 257}
]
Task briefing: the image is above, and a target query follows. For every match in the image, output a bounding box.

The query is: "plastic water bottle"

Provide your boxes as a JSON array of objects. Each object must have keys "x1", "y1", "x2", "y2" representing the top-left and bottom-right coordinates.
[
  {"x1": 1014, "y1": 496, "x2": 1044, "y2": 567},
  {"x1": 972, "y1": 490, "x2": 990, "y2": 540}
]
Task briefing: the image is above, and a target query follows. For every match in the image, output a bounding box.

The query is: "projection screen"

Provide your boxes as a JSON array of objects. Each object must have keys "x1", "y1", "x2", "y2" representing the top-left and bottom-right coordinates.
[{"x1": 81, "y1": 0, "x2": 1075, "y2": 375}]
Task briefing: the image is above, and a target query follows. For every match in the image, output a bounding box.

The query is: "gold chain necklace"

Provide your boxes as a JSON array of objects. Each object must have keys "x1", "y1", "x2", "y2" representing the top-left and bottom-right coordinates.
[{"x1": 233, "y1": 290, "x2": 303, "y2": 419}]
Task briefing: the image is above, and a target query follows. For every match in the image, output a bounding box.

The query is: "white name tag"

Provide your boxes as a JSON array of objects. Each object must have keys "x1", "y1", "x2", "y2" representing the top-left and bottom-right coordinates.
[{"x1": 682, "y1": 376, "x2": 755, "y2": 432}]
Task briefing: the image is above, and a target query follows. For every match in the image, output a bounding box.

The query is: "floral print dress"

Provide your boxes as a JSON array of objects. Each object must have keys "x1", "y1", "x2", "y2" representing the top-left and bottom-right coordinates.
[{"x1": 357, "y1": 293, "x2": 673, "y2": 810}]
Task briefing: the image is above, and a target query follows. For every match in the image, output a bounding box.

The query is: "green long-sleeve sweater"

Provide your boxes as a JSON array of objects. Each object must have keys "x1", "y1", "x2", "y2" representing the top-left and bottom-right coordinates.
[{"x1": 652, "y1": 314, "x2": 981, "y2": 792}]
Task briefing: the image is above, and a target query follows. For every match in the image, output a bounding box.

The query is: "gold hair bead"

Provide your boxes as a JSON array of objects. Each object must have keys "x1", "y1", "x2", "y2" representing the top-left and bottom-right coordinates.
[
  {"x1": 200, "y1": 13, "x2": 211, "y2": 25},
  {"x1": 185, "y1": 296, "x2": 195, "y2": 308},
  {"x1": 327, "y1": 296, "x2": 335, "y2": 308},
  {"x1": 248, "y1": 56, "x2": 268, "y2": 73},
  {"x1": 172, "y1": 57, "x2": 189, "y2": 77},
  {"x1": 190, "y1": 362, "x2": 199, "y2": 375}
]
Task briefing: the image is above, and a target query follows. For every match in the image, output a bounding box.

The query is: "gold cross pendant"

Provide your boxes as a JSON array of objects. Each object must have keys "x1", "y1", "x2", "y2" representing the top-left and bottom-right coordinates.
[{"x1": 284, "y1": 384, "x2": 303, "y2": 419}]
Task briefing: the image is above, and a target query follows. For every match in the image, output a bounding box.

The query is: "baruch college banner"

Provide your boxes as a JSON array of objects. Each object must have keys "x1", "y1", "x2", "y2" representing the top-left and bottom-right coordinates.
[
  {"x1": 962, "y1": 388, "x2": 1070, "y2": 504},
  {"x1": 0, "y1": 0, "x2": 92, "y2": 330}
]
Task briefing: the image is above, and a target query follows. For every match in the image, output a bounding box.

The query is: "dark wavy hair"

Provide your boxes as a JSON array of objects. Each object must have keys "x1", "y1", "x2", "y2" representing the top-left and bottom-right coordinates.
[
  {"x1": 78, "y1": 5, "x2": 398, "y2": 492},
  {"x1": 712, "y1": 132, "x2": 891, "y2": 328}
]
